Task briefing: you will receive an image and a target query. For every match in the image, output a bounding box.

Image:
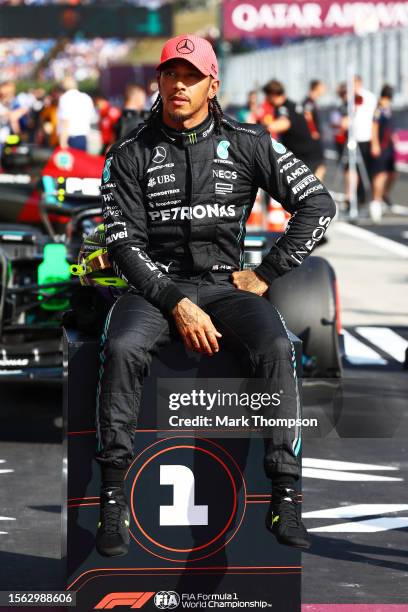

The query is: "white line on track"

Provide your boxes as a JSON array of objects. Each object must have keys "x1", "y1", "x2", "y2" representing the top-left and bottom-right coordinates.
[
  {"x1": 0, "y1": 460, "x2": 14, "y2": 475},
  {"x1": 303, "y1": 504, "x2": 408, "y2": 519},
  {"x1": 342, "y1": 330, "x2": 387, "y2": 365},
  {"x1": 335, "y1": 221, "x2": 408, "y2": 258},
  {"x1": 309, "y1": 517, "x2": 408, "y2": 532},
  {"x1": 0, "y1": 517, "x2": 15, "y2": 521},
  {"x1": 302, "y1": 467, "x2": 402, "y2": 481},
  {"x1": 356, "y1": 327, "x2": 408, "y2": 363},
  {"x1": 303, "y1": 458, "x2": 398, "y2": 471}
]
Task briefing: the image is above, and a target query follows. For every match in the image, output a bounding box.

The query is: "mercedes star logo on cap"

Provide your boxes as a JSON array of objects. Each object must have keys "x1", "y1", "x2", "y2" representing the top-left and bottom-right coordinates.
[{"x1": 176, "y1": 38, "x2": 195, "y2": 54}]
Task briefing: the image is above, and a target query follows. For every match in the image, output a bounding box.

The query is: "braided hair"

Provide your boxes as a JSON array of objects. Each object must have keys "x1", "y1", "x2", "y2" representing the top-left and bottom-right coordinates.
[
  {"x1": 147, "y1": 93, "x2": 224, "y2": 134},
  {"x1": 209, "y1": 96, "x2": 224, "y2": 133},
  {"x1": 147, "y1": 94, "x2": 163, "y2": 126}
]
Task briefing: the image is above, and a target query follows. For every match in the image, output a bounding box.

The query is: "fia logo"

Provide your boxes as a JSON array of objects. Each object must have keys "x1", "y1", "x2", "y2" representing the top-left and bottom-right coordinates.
[{"x1": 154, "y1": 591, "x2": 180, "y2": 610}]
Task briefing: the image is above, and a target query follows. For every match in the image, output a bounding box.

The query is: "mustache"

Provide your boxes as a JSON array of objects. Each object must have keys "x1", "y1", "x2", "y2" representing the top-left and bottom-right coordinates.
[{"x1": 170, "y1": 93, "x2": 190, "y2": 102}]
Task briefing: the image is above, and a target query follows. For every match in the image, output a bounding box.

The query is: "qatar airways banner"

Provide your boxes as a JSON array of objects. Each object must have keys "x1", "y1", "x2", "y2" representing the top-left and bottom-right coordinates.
[
  {"x1": 395, "y1": 130, "x2": 408, "y2": 167},
  {"x1": 223, "y1": 0, "x2": 408, "y2": 38}
]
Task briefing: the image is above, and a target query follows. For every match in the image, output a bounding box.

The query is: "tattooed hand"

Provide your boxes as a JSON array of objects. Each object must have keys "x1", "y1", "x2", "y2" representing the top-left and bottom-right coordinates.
[
  {"x1": 172, "y1": 298, "x2": 222, "y2": 356},
  {"x1": 231, "y1": 270, "x2": 269, "y2": 295}
]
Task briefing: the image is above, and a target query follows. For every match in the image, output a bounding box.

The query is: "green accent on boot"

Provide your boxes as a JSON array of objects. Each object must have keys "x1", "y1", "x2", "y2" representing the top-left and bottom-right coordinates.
[{"x1": 272, "y1": 514, "x2": 280, "y2": 525}]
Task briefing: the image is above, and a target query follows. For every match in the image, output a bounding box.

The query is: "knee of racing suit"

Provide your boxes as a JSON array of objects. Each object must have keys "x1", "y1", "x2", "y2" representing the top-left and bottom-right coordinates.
[
  {"x1": 250, "y1": 334, "x2": 294, "y2": 369},
  {"x1": 101, "y1": 333, "x2": 153, "y2": 392}
]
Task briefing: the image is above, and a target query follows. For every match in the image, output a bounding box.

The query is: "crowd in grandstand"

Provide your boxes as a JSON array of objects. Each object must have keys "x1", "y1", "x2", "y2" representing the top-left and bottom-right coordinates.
[
  {"x1": 0, "y1": 38, "x2": 132, "y2": 82},
  {"x1": 0, "y1": 72, "x2": 396, "y2": 222},
  {"x1": 0, "y1": 39, "x2": 53, "y2": 81},
  {"x1": 47, "y1": 39, "x2": 131, "y2": 83}
]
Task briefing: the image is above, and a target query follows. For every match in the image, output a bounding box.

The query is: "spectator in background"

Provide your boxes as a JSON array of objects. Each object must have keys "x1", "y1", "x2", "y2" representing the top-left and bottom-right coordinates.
[
  {"x1": 303, "y1": 79, "x2": 326, "y2": 180},
  {"x1": 57, "y1": 76, "x2": 96, "y2": 151},
  {"x1": 262, "y1": 79, "x2": 323, "y2": 175},
  {"x1": 96, "y1": 96, "x2": 121, "y2": 153},
  {"x1": 369, "y1": 84, "x2": 397, "y2": 223},
  {"x1": 0, "y1": 86, "x2": 12, "y2": 154},
  {"x1": 25, "y1": 87, "x2": 46, "y2": 144},
  {"x1": 348, "y1": 75, "x2": 377, "y2": 206},
  {"x1": 115, "y1": 83, "x2": 147, "y2": 140},
  {"x1": 330, "y1": 82, "x2": 348, "y2": 160},
  {"x1": 257, "y1": 81, "x2": 277, "y2": 137},
  {"x1": 0, "y1": 81, "x2": 31, "y2": 138},
  {"x1": 40, "y1": 86, "x2": 63, "y2": 147},
  {"x1": 237, "y1": 90, "x2": 258, "y2": 124}
]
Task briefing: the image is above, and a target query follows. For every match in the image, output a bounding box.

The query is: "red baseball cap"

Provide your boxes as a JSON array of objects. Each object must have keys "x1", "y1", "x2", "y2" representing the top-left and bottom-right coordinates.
[{"x1": 156, "y1": 34, "x2": 218, "y2": 79}]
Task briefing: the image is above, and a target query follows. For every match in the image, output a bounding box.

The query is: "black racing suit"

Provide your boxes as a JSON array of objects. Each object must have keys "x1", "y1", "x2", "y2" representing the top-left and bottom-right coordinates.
[{"x1": 95, "y1": 113, "x2": 336, "y2": 478}]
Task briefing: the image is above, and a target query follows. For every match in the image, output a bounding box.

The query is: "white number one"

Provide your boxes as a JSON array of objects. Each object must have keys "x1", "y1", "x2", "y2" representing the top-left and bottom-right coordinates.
[{"x1": 160, "y1": 465, "x2": 208, "y2": 526}]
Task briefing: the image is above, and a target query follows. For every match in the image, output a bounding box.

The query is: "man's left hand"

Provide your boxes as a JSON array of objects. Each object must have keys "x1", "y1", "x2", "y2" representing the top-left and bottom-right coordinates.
[{"x1": 231, "y1": 270, "x2": 269, "y2": 295}]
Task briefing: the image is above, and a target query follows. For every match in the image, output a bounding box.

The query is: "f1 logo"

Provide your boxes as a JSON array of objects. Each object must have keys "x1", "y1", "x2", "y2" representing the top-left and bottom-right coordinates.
[{"x1": 94, "y1": 592, "x2": 155, "y2": 609}]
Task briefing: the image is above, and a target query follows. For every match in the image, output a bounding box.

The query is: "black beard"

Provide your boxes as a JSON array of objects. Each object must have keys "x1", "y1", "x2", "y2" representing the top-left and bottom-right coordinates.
[{"x1": 168, "y1": 110, "x2": 193, "y2": 123}]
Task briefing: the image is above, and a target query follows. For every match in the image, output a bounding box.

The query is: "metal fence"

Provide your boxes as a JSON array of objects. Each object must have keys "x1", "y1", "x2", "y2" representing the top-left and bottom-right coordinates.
[{"x1": 222, "y1": 27, "x2": 408, "y2": 108}]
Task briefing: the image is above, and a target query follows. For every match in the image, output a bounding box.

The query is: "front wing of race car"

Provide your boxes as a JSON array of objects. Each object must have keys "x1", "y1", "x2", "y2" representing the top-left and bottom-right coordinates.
[{"x1": 0, "y1": 334, "x2": 62, "y2": 382}]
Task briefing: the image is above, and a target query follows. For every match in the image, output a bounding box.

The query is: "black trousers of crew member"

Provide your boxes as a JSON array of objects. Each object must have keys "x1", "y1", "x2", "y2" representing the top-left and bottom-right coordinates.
[{"x1": 95, "y1": 273, "x2": 301, "y2": 479}]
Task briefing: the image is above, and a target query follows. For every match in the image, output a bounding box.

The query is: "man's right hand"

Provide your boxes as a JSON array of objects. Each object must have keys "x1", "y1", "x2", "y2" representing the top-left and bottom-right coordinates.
[{"x1": 172, "y1": 298, "x2": 222, "y2": 356}]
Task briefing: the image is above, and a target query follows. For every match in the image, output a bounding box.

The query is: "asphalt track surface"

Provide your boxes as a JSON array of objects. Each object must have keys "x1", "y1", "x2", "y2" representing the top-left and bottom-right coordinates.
[
  {"x1": 326, "y1": 156, "x2": 408, "y2": 250},
  {"x1": 0, "y1": 171, "x2": 407, "y2": 607}
]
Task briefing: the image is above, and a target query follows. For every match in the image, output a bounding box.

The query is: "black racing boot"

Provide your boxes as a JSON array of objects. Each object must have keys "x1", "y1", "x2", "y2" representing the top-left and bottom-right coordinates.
[
  {"x1": 96, "y1": 486, "x2": 130, "y2": 557},
  {"x1": 266, "y1": 486, "x2": 311, "y2": 549}
]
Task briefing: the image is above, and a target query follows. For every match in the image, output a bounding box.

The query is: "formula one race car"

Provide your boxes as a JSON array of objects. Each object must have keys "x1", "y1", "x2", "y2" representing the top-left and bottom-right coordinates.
[
  {"x1": 0, "y1": 139, "x2": 342, "y2": 381},
  {"x1": 0, "y1": 139, "x2": 104, "y2": 381}
]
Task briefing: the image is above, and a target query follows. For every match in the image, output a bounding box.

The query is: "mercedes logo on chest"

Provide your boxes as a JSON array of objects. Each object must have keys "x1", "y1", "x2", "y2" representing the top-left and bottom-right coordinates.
[
  {"x1": 152, "y1": 146, "x2": 167, "y2": 164},
  {"x1": 176, "y1": 38, "x2": 195, "y2": 54}
]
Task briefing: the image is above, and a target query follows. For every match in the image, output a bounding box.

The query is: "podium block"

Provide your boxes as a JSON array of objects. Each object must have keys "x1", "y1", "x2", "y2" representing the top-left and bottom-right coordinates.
[{"x1": 63, "y1": 328, "x2": 302, "y2": 611}]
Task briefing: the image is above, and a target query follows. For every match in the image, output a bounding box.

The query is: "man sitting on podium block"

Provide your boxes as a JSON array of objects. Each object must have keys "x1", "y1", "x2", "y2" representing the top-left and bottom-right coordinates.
[{"x1": 94, "y1": 34, "x2": 336, "y2": 557}]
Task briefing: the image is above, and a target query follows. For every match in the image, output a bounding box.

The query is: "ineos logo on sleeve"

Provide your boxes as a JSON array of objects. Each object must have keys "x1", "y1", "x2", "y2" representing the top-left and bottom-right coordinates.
[
  {"x1": 176, "y1": 38, "x2": 195, "y2": 54},
  {"x1": 152, "y1": 147, "x2": 167, "y2": 164}
]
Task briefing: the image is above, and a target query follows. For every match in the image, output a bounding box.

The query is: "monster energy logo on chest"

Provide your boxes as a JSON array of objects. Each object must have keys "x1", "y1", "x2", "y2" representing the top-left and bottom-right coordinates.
[{"x1": 188, "y1": 132, "x2": 197, "y2": 144}]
